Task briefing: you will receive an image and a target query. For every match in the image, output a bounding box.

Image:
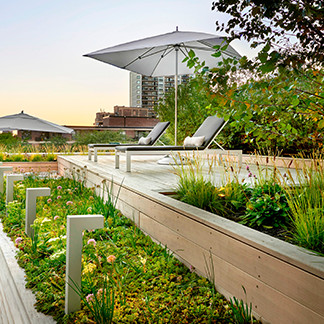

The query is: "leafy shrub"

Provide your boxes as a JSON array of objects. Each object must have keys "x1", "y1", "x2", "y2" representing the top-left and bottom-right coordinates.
[
  {"x1": 11, "y1": 154, "x2": 26, "y2": 162},
  {"x1": 74, "y1": 130, "x2": 132, "y2": 146},
  {"x1": 29, "y1": 154, "x2": 43, "y2": 162},
  {"x1": 0, "y1": 132, "x2": 22, "y2": 146},
  {"x1": 50, "y1": 135, "x2": 67, "y2": 146},
  {"x1": 45, "y1": 153, "x2": 57, "y2": 161},
  {"x1": 240, "y1": 182, "x2": 290, "y2": 229}
]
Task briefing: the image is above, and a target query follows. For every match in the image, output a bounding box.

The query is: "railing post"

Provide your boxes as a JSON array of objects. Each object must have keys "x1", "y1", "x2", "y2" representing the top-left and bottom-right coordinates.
[
  {"x1": 0, "y1": 166, "x2": 13, "y2": 194},
  {"x1": 25, "y1": 187, "x2": 51, "y2": 237},
  {"x1": 65, "y1": 215, "x2": 104, "y2": 314},
  {"x1": 6, "y1": 174, "x2": 24, "y2": 204}
]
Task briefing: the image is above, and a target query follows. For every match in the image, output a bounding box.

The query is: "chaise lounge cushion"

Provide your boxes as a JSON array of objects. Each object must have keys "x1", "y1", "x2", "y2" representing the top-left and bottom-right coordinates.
[
  {"x1": 183, "y1": 136, "x2": 205, "y2": 147},
  {"x1": 138, "y1": 136, "x2": 152, "y2": 145}
]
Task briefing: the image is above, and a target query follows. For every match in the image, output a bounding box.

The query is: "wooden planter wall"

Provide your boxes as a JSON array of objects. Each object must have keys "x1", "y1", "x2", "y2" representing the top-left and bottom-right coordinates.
[
  {"x1": 1, "y1": 161, "x2": 58, "y2": 173},
  {"x1": 58, "y1": 157, "x2": 324, "y2": 324}
]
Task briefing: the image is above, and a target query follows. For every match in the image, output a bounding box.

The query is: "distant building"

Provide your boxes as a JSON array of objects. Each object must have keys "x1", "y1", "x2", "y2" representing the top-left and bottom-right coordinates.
[
  {"x1": 95, "y1": 106, "x2": 150, "y2": 126},
  {"x1": 129, "y1": 72, "x2": 190, "y2": 116},
  {"x1": 92, "y1": 105, "x2": 159, "y2": 138}
]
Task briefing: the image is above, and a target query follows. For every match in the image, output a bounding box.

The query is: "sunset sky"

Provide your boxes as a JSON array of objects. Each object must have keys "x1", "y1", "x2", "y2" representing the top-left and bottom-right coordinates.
[{"x1": 0, "y1": 0, "x2": 256, "y2": 126}]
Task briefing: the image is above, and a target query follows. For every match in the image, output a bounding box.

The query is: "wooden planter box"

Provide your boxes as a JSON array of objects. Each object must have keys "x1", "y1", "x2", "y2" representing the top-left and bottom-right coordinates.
[
  {"x1": 115, "y1": 188, "x2": 324, "y2": 323},
  {"x1": 59, "y1": 156, "x2": 324, "y2": 324},
  {"x1": 1, "y1": 161, "x2": 58, "y2": 173}
]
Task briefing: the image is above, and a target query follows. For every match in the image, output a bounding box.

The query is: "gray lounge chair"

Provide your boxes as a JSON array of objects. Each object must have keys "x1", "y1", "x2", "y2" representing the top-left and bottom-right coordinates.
[
  {"x1": 88, "y1": 121, "x2": 170, "y2": 162},
  {"x1": 115, "y1": 116, "x2": 241, "y2": 172}
]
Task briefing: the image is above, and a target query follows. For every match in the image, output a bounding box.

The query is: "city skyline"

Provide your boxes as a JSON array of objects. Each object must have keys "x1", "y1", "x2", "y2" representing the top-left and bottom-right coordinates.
[{"x1": 1, "y1": 1, "x2": 257, "y2": 126}]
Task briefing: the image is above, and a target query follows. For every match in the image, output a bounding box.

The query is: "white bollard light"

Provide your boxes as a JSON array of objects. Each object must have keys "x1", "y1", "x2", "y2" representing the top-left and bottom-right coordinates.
[
  {"x1": 0, "y1": 166, "x2": 13, "y2": 194},
  {"x1": 6, "y1": 174, "x2": 24, "y2": 204},
  {"x1": 25, "y1": 187, "x2": 51, "y2": 237},
  {"x1": 65, "y1": 215, "x2": 104, "y2": 314}
]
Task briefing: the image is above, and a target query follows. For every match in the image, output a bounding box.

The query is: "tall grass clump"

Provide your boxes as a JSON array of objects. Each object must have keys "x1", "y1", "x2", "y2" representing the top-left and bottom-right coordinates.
[
  {"x1": 283, "y1": 157, "x2": 324, "y2": 254},
  {"x1": 174, "y1": 153, "x2": 226, "y2": 215},
  {"x1": 175, "y1": 155, "x2": 218, "y2": 211},
  {"x1": 174, "y1": 153, "x2": 249, "y2": 219}
]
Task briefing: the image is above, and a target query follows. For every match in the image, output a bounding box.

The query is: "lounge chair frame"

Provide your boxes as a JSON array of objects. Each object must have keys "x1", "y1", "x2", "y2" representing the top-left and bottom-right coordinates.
[
  {"x1": 88, "y1": 121, "x2": 170, "y2": 162},
  {"x1": 114, "y1": 117, "x2": 242, "y2": 172}
]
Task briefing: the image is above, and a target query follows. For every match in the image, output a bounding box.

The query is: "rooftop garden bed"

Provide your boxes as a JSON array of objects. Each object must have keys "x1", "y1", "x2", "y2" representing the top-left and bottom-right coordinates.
[
  {"x1": 0, "y1": 175, "x2": 260, "y2": 323},
  {"x1": 172, "y1": 154, "x2": 324, "y2": 255}
]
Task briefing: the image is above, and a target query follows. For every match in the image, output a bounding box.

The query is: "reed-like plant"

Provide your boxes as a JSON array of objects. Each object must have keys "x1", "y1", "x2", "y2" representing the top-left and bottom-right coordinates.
[
  {"x1": 283, "y1": 156, "x2": 324, "y2": 254},
  {"x1": 174, "y1": 153, "x2": 249, "y2": 219},
  {"x1": 228, "y1": 286, "x2": 254, "y2": 324},
  {"x1": 69, "y1": 276, "x2": 115, "y2": 324},
  {"x1": 174, "y1": 153, "x2": 227, "y2": 215}
]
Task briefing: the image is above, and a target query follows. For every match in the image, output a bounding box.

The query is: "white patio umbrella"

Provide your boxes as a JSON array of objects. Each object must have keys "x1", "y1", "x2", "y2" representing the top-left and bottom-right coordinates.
[
  {"x1": 0, "y1": 111, "x2": 74, "y2": 134},
  {"x1": 84, "y1": 27, "x2": 241, "y2": 145}
]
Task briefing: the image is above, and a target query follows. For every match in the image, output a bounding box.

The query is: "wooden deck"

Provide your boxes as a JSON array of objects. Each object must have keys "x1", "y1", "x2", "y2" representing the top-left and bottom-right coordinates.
[{"x1": 59, "y1": 151, "x2": 245, "y2": 192}]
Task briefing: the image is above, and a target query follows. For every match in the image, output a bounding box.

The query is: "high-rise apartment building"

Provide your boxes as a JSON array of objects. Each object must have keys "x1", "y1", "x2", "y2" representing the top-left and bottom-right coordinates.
[{"x1": 129, "y1": 72, "x2": 190, "y2": 117}]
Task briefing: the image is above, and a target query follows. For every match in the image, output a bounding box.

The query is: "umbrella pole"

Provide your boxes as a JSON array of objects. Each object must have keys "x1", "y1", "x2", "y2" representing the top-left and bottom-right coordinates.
[{"x1": 175, "y1": 46, "x2": 179, "y2": 146}]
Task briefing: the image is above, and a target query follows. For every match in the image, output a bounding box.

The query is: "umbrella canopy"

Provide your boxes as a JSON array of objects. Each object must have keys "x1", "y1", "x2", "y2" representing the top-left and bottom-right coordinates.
[
  {"x1": 84, "y1": 28, "x2": 241, "y2": 144},
  {"x1": 0, "y1": 111, "x2": 74, "y2": 134},
  {"x1": 84, "y1": 28, "x2": 241, "y2": 76}
]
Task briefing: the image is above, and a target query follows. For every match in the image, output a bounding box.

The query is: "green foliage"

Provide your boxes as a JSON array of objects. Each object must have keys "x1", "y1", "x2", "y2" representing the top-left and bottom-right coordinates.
[
  {"x1": 0, "y1": 153, "x2": 57, "y2": 162},
  {"x1": 206, "y1": 62, "x2": 324, "y2": 154},
  {"x1": 0, "y1": 132, "x2": 22, "y2": 146},
  {"x1": 11, "y1": 153, "x2": 26, "y2": 162},
  {"x1": 175, "y1": 155, "x2": 226, "y2": 215},
  {"x1": 211, "y1": 0, "x2": 324, "y2": 66},
  {"x1": 177, "y1": 172, "x2": 220, "y2": 212},
  {"x1": 4, "y1": 201, "x2": 25, "y2": 233},
  {"x1": 69, "y1": 276, "x2": 115, "y2": 324},
  {"x1": 45, "y1": 153, "x2": 57, "y2": 161},
  {"x1": 283, "y1": 159, "x2": 324, "y2": 253},
  {"x1": 74, "y1": 130, "x2": 131, "y2": 146},
  {"x1": 49, "y1": 135, "x2": 67, "y2": 146},
  {"x1": 291, "y1": 207, "x2": 324, "y2": 254},
  {"x1": 174, "y1": 152, "x2": 323, "y2": 253},
  {"x1": 178, "y1": 1, "x2": 324, "y2": 155},
  {"x1": 229, "y1": 287, "x2": 254, "y2": 324},
  {"x1": 240, "y1": 181, "x2": 290, "y2": 229},
  {"x1": 180, "y1": 44, "x2": 324, "y2": 154},
  {"x1": 174, "y1": 154, "x2": 249, "y2": 220},
  {"x1": 155, "y1": 75, "x2": 212, "y2": 144},
  {"x1": 0, "y1": 142, "x2": 88, "y2": 154},
  {"x1": 29, "y1": 154, "x2": 43, "y2": 162}
]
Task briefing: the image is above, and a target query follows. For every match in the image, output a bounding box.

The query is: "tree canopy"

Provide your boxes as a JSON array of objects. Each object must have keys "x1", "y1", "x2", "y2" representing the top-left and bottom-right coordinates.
[{"x1": 212, "y1": 0, "x2": 324, "y2": 66}]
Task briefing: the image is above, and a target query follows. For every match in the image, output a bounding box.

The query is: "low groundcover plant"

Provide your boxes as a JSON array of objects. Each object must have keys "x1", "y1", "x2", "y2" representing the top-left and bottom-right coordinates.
[{"x1": 0, "y1": 175, "x2": 261, "y2": 323}]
